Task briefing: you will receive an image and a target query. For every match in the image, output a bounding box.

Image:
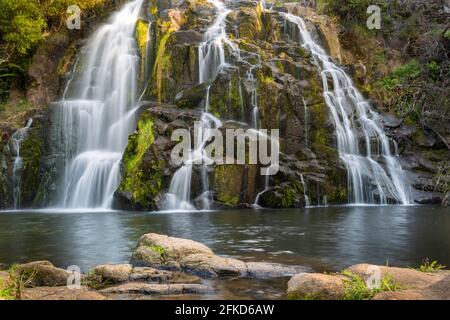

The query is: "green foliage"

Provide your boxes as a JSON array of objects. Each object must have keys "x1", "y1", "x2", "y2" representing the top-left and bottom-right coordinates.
[
  {"x1": 317, "y1": 0, "x2": 384, "y2": 24},
  {"x1": 379, "y1": 60, "x2": 421, "y2": 90},
  {"x1": 426, "y1": 61, "x2": 441, "y2": 80},
  {"x1": 3, "y1": 264, "x2": 36, "y2": 300},
  {"x1": 342, "y1": 270, "x2": 401, "y2": 300},
  {"x1": 418, "y1": 259, "x2": 446, "y2": 273},
  {"x1": 0, "y1": 277, "x2": 14, "y2": 300}
]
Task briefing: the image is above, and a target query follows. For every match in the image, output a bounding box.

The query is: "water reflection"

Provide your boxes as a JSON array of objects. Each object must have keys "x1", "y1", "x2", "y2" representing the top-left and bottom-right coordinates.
[{"x1": 0, "y1": 206, "x2": 448, "y2": 272}]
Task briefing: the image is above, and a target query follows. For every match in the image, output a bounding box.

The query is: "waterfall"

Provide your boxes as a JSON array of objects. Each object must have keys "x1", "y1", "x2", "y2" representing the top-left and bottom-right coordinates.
[
  {"x1": 300, "y1": 174, "x2": 310, "y2": 207},
  {"x1": 11, "y1": 118, "x2": 33, "y2": 209},
  {"x1": 54, "y1": 0, "x2": 143, "y2": 209},
  {"x1": 246, "y1": 64, "x2": 260, "y2": 130},
  {"x1": 162, "y1": 0, "x2": 238, "y2": 211},
  {"x1": 282, "y1": 13, "x2": 411, "y2": 205}
]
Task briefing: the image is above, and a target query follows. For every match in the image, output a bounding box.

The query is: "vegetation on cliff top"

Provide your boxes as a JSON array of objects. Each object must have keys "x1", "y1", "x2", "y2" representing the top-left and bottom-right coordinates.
[{"x1": 0, "y1": 0, "x2": 112, "y2": 102}]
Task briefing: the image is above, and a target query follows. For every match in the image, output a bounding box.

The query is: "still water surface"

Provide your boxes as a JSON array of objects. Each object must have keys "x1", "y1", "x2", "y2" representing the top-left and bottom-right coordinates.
[{"x1": 1, "y1": 206, "x2": 448, "y2": 273}]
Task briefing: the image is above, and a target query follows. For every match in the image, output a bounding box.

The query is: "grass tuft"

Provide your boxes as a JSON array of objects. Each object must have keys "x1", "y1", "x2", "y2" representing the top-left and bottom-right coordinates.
[
  {"x1": 418, "y1": 258, "x2": 446, "y2": 273},
  {"x1": 342, "y1": 270, "x2": 401, "y2": 300}
]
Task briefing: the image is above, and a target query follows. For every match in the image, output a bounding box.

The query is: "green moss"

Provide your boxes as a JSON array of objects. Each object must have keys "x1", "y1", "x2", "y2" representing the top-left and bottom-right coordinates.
[
  {"x1": 213, "y1": 165, "x2": 243, "y2": 206},
  {"x1": 379, "y1": 59, "x2": 421, "y2": 90},
  {"x1": 0, "y1": 277, "x2": 14, "y2": 300},
  {"x1": 152, "y1": 22, "x2": 174, "y2": 102},
  {"x1": 135, "y1": 19, "x2": 150, "y2": 84},
  {"x1": 118, "y1": 112, "x2": 164, "y2": 209}
]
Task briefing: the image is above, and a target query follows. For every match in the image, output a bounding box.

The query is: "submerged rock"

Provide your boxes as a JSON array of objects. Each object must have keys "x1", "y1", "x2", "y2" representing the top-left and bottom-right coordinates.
[
  {"x1": 246, "y1": 262, "x2": 307, "y2": 279},
  {"x1": 99, "y1": 282, "x2": 213, "y2": 295},
  {"x1": 181, "y1": 253, "x2": 248, "y2": 278}
]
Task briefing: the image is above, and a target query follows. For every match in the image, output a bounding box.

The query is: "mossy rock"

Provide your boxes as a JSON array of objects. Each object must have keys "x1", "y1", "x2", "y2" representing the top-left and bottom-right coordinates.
[
  {"x1": 116, "y1": 112, "x2": 164, "y2": 210},
  {"x1": 212, "y1": 164, "x2": 245, "y2": 206}
]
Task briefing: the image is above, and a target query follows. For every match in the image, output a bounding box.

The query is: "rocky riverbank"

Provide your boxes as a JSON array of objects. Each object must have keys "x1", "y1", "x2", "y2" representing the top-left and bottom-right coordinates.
[{"x1": 1, "y1": 233, "x2": 448, "y2": 300}]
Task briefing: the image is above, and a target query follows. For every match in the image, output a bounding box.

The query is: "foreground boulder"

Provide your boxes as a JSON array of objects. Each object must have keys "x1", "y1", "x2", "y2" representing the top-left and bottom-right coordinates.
[
  {"x1": 373, "y1": 275, "x2": 450, "y2": 300},
  {"x1": 15, "y1": 261, "x2": 70, "y2": 287},
  {"x1": 287, "y1": 273, "x2": 346, "y2": 300},
  {"x1": 288, "y1": 263, "x2": 450, "y2": 300},
  {"x1": 93, "y1": 264, "x2": 133, "y2": 283},
  {"x1": 347, "y1": 263, "x2": 448, "y2": 289},
  {"x1": 131, "y1": 233, "x2": 304, "y2": 279},
  {"x1": 130, "y1": 233, "x2": 214, "y2": 270},
  {"x1": 22, "y1": 287, "x2": 106, "y2": 300}
]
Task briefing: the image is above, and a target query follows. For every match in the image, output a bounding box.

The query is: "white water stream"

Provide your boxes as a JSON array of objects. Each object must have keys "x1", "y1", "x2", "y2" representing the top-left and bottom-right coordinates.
[
  {"x1": 54, "y1": 0, "x2": 143, "y2": 208},
  {"x1": 282, "y1": 12, "x2": 411, "y2": 204}
]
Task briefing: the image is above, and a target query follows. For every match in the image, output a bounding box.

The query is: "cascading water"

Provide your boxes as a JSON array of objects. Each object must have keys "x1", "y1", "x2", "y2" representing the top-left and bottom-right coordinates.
[
  {"x1": 10, "y1": 118, "x2": 33, "y2": 209},
  {"x1": 282, "y1": 12, "x2": 411, "y2": 205},
  {"x1": 163, "y1": 0, "x2": 238, "y2": 211},
  {"x1": 54, "y1": 0, "x2": 143, "y2": 209}
]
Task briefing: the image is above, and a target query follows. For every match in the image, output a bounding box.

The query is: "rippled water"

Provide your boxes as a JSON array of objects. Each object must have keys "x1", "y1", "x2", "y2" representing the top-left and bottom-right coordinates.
[{"x1": 0, "y1": 206, "x2": 449, "y2": 273}]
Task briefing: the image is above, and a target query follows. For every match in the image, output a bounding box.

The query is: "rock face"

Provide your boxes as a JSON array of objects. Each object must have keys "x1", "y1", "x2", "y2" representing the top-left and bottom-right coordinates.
[
  {"x1": 111, "y1": 0, "x2": 349, "y2": 210},
  {"x1": 1, "y1": 0, "x2": 447, "y2": 209},
  {"x1": 15, "y1": 261, "x2": 71, "y2": 287}
]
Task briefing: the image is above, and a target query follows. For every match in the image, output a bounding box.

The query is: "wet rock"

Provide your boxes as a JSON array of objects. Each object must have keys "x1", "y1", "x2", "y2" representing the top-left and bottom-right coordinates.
[
  {"x1": 175, "y1": 82, "x2": 209, "y2": 109},
  {"x1": 99, "y1": 282, "x2": 213, "y2": 295},
  {"x1": 382, "y1": 113, "x2": 403, "y2": 128},
  {"x1": 22, "y1": 287, "x2": 107, "y2": 300},
  {"x1": 180, "y1": 253, "x2": 248, "y2": 278},
  {"x1": 129, "y1": 267, "x2": 173, "y2": 282},
  {"x1": 347, "y1": 264, "x2": 448, "y2": 290},
  {"x1": 16, "y1": 261, "x2": 70, "y2": 287},
  {"x1": 171, "y1": 30, "x2": 203, "y2": 45},
  {"x1": 287, "y1": 273, "x2": 346, "y2": 300},
  {"x1": 93, "y1": 264, "x2": 133, "y2": 283},
  {"x1": 258, "y1": 183, "x2": 304, "y2": 208},
  {"x1": 26, "y1": 31, "x2": 69, "y2": 106},
  {"x1": 130, "y1": 233, "x2": 214, "y2": 270},
  {"x1": 246, "y1": 262, "x2": 306, "y2": 279}
]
